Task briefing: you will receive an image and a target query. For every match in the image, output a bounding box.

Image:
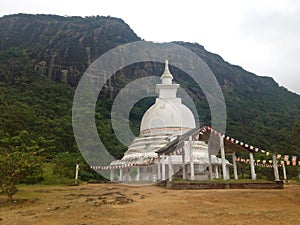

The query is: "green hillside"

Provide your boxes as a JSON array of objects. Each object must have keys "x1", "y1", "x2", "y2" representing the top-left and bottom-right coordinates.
[{"x1": 0, "y1": 14, "x2": 299, "y2": 183}]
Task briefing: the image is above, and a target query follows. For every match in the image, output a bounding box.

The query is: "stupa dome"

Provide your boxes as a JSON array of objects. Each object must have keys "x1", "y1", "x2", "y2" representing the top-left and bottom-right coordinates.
[{"x1": 140, "y1": 60, "x2": 196, "y2": 136}]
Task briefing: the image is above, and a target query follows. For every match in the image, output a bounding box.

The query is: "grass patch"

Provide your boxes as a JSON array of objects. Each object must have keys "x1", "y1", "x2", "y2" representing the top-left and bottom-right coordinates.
[{"x1": 41, "y1": 163, "x2": 75, "y2": 185}]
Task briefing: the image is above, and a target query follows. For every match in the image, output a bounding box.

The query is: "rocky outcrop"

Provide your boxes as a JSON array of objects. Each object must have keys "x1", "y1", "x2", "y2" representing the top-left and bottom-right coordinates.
[{"x1": 0, "y1": 14, "x2": 141, "y2": 86}]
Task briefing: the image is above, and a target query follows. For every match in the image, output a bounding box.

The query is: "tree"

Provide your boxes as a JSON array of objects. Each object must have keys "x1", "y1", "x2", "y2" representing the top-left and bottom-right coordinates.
[
  {"x1": 292, "y1": 121, "x2": 300, "y2": 149},
  {"x1": 0, "y1": 48, "x2": 34, "y2": 85},
  {"x1": 0, "y1": 131, "x2": 44, "y2": 201}
]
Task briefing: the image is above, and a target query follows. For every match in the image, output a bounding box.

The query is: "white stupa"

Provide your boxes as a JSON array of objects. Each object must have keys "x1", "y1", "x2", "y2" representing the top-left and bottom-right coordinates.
[
  {"x1": 140, "y1": 60, "x2": 195, "y2": 136},
  {"x1": 110, "y1": 60, "x2": 229, "y2": 182}
]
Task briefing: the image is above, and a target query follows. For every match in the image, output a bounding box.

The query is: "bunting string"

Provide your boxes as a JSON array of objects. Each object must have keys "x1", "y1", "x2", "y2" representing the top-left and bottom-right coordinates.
[{"x1": 91, "y1": 125, "x2": 299, "y2": 170}]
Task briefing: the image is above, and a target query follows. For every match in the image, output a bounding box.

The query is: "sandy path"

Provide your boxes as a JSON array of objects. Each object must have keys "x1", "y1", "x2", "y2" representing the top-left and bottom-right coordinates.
[{"x1": 0, "y1": 183, "x2": 299, "y2": 225}]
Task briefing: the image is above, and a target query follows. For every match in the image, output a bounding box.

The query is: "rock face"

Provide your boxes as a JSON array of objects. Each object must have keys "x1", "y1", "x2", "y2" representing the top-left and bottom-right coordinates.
[{"x1": 0, "y1": 14, "x2": 141, "y2": 86}]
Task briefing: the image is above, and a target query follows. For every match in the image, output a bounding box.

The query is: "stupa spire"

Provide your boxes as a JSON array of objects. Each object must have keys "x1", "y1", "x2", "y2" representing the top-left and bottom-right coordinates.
[
  {"x1": 161, "y1": 60, "x2": 173, "y2": 84},
  {"x1": 155, "y1": 60, "x2": 179, "y2": 99}
]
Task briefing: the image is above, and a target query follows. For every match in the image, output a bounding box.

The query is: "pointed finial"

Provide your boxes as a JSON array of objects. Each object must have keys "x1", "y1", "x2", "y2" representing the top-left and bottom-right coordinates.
[
  {"x1": 161, "y1": 59, "x2": 173, "y2": 84},
  {"x1": 164, "y1": 60, "x2": 169, "y2": 72}
]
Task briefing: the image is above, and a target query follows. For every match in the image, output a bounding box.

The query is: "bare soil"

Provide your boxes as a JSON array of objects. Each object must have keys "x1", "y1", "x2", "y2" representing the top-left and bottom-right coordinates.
[{"x1": 0, "y1": 183, "x2": 299, "y2": 225}]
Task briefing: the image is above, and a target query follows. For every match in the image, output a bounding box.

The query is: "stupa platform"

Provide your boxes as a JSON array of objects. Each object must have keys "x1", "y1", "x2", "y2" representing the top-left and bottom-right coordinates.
[{"x1": 159, "y1": 179, "x2": 284, "y2": 189}]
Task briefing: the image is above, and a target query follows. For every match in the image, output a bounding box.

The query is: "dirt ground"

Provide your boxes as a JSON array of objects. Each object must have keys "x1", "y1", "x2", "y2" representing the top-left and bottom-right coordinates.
[{"x1": 0, "y1": 183, "x2": 299, "y2": 225}]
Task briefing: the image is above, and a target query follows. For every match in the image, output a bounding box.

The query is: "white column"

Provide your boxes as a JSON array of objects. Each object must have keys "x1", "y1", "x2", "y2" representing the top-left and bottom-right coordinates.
[
  {"x1": 168, "y1": 155, "x2": 173, "y2": 181},
  {"x1": 249, "y1": 152, "x2": 256, "y2": 180},
  {"x1": 110, "y1": 169, "x2": 114, "y2": 182},
  {"x1": 189, "y1": 136, "x2": 195, "y2": 180},
  {"x1": 119, "y1": 168, "x2": 123, "y2": 182},
  {"x1": 214, "y1": 165, "x2": 219, "y2": 179},
  {"x1": 136, "y1": 167, "x2": 140, "y2": 181},
  {"x1": 182, "y1": 149, "x2": 186, "y2": 180},
  {"x1": 226, "y1": 166, "x2": 230, "y2": 180},
  {"x1": 232, "y1": 152, "x2": 238, "y2": 180},
  {"x1": 162, "y1": 153, "x2": 166, "y2": 180},
  {"x1": 208, "y1": 153, "x2": 213, "y2": 180},
  {"x1": 75, "y1": 163, "x2": 79, "y2": 185},
  {"x1": 157, "y1": 155, "x2": 161, "y2": 180},
  {"x1": 282, "y1": 161, "x2": 287, "y2": 181},
  {"x1": 272, "y1": 154, "x2": 280, "y2": 181},
  {"x1": 220, "y1": 136, "x2": 228, "y2": 180}
]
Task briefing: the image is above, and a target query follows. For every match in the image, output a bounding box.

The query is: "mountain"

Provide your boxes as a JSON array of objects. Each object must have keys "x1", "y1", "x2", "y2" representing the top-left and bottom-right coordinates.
[
  {"x1": 0, "y1": 13, "x2": 299, "y2": 161},
  {"x1": 0, "y1": 13, "x2": 141, "y2": 86}
]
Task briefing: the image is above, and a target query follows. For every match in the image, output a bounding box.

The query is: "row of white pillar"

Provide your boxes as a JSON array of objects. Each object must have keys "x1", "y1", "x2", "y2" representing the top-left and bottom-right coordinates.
[
  {"x1": 109, "y1": 152, "x2": 281, "y2": 182},
  {"x1": 109, "y1": 137, "x2": 282, "y2": 182},
  {"x1": 138, "y1": 136, "x2": 250, "y2": 182},
  {"x1": 155, "y1": 152, "x2": 281, "y2": 182},
  {"x1": 157, "y1": 136, "x2": 193, "y2": 181},
  {"x1": 156, "y1": 136, "x2": 282, "y2": 182},
  {"x1": 110, "y1": 166, "x2": 141, "y2": 182}
]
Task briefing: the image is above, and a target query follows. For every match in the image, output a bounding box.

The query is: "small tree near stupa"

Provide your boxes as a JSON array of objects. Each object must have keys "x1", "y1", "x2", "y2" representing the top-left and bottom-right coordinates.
[{"x1": 0, "y1": 131, "x2": 44, "y2": 201}]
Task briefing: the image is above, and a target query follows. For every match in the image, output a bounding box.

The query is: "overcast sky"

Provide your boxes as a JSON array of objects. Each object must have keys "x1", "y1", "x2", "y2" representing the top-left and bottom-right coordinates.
[{"x1": 1, "y1": 0, "x2": 300, "y2": 94}]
